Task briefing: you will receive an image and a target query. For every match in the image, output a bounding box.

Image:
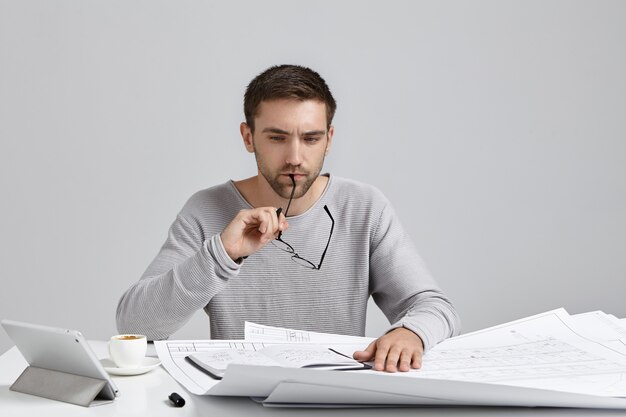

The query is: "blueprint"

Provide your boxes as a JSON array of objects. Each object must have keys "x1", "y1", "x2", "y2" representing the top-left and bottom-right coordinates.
[{"x1": 155, "y1": 309, "x2": 626, "y2": 406}]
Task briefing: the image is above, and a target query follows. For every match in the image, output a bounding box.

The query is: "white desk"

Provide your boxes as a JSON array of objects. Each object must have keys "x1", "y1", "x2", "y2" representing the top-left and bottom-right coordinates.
[{"x1": 0, "y1": 341, "x2": 624, "y2": 417}]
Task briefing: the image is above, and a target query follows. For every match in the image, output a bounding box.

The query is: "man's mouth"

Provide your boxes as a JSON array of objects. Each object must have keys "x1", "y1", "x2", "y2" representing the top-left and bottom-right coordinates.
[{"x1": 283, "y1": 173, "x2": 306, "y2": 180}]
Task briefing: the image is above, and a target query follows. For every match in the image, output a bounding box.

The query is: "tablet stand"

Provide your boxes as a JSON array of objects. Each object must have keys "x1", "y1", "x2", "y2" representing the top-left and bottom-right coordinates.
[{"x1": 10, "y1": 366, "x2": 114, "y2": 407}]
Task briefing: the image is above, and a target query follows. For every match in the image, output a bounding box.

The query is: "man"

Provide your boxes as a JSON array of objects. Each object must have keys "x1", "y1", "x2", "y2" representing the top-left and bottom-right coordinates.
[{"x1": 117, "y1": 65, "x2": 460, "y2": 372}]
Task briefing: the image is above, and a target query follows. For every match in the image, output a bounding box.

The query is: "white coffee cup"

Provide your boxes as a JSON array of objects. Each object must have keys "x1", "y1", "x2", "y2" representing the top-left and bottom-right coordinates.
[{"x1": 108, "y1": 334, "x2": 147, "y2": 368}]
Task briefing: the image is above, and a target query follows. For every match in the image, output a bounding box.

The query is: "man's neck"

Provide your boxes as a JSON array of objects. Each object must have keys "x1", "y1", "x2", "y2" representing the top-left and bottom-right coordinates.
[{"x1": 234, "y1": 174, "x2": 329, "y2": 216}]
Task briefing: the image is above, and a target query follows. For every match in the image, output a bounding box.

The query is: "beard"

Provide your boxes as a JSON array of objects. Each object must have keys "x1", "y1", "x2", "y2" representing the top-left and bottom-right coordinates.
[{"x1": 254, "y1": 155, "x2": 324, "y2": 200}]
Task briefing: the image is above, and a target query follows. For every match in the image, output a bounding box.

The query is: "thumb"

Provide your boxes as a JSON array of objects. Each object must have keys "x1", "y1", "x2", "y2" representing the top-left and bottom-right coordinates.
[{"x1": 353, "y1": 340, "x2": 376, "y2": 361}]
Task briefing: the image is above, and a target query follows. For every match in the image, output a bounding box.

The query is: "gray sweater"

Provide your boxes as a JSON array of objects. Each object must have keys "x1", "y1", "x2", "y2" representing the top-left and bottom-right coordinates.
[{"x1": 116, "y1": 175, "x2": 460, "y2": 351}]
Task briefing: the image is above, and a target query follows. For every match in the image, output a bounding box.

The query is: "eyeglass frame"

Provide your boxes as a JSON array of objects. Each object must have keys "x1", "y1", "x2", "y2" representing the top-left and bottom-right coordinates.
[
  {"x1": 271, "y1": 174, "x2": 334, "y2": 270},
  {"x1": 273, "y1": 204, "x2": 334, "y2": 270}
]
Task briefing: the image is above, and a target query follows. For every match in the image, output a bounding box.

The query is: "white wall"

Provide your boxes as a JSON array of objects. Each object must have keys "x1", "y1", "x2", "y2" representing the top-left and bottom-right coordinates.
[{"x1": 1, "y1": 0, "x2": 625, "y2": 354}]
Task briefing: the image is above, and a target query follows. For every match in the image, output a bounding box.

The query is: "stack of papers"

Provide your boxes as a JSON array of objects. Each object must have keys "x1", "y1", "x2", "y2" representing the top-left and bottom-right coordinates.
[
  {"x1": 187, "y1": 344, "x2": 370, "y2": 379},
  {"x1": 155, "y1": 309, "x2": 626, "y2": 408}
]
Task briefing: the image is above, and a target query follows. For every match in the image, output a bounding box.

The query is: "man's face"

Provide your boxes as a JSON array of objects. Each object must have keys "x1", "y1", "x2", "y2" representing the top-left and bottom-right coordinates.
[{"x1": 242, "y1": 99, "x2": 334, "y2": 199}]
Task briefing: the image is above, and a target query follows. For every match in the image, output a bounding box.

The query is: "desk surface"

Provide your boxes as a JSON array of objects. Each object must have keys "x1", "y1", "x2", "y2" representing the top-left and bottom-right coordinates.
[{"x1": 0, "y1": 341, "x2": 624, "y2": 417}]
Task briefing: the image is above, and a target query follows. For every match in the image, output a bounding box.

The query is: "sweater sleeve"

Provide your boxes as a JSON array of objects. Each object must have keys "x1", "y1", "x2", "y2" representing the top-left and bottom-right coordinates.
[
  {"x1": 368, "y1": 201, "x2": 461, "y2": 352},
  {"x1": 116, "y1": 214, "x2": 241, "y2": 340}
]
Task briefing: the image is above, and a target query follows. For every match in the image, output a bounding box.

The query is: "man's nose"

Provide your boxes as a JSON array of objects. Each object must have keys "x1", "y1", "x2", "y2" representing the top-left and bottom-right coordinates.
[{"x1": 285, "y1": 138, "x2": 303, "y2": 166}]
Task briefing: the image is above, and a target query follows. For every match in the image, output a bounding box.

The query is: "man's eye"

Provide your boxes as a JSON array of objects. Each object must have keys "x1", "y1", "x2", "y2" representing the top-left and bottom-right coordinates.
[
  {"x1": 269, "y1": 136, "x2": 285, "y2": 141},
  {"x1": 305, "y1": 137, "x2": 321, "y2": 143}
]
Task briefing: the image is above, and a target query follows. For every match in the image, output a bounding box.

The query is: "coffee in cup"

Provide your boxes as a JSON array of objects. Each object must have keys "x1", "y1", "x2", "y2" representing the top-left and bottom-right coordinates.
[{"x1": 109, "y1": 334, "x2": 147, "y2": 368}]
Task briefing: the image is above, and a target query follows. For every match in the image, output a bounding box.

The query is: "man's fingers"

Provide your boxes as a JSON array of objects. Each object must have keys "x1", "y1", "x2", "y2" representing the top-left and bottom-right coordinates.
[
  {"x1": 267, "y1": 208, "x2": 282, "y2": 237},
  {"x1": 361, "y1": 328, "x2": 424, "y2": 373},
  {"x1": 274, "y1": 212, "x2": 288, "y2": 238},
  {"x1": 383, "y1": 346, "x2": 403, "y2": 373},
  {"x1": 352, "y1": 350, "x2": 368, "y2": 361},
  {"x1": 411, "y1": 351, "x2": 423, "y2": 369},
  {"x1": 353, "y1": 340, "x2": 376, "y2": 361},
  {"x1": 222, "y1": 207, "x2": 286, "y2": 260},
  {"x1": 261, "y1": 209, "x2": 277, "y2": 241},
  {"x1": 254, "y1": 212, "x2": 268, "y2": 234},
  {"x1": 398, "y1": 349, "x2": 412, "y2": 372},
  {"x1": 278, "y1": 212, "x2": 289, "y2": 232},
  {"x1": 251, "y1": 208, "x2": 280, "y2": 242},
  {"x1": 373, "y1": 342, "x2": 391, "y2": 371},
  {"x1": 249, "y1": 208, "x2": 288, "y2": 241}
]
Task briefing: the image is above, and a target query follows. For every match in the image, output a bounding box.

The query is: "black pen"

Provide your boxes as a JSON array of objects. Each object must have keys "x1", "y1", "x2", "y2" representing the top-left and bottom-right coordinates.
[
  {"x1": 185, "y1": 355, "x2": 223, "y2": 380},
  {"x1": 328, "y1": 348, "x2": 373, "y2": 370}
]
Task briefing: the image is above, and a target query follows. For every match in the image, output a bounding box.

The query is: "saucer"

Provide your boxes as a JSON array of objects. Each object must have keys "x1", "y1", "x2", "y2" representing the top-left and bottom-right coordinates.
[{"x1": 100, "y1": 357, "x2": 161, "y2": 376}]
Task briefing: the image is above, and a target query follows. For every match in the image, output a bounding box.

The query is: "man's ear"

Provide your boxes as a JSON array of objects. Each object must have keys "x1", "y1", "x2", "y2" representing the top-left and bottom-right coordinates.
[
  {"x1": 325, "y1": 126, "x2": 334, "y2": 155},
  {"x1": 240, "y1": 122, "x2": 255, "y2": 153}
]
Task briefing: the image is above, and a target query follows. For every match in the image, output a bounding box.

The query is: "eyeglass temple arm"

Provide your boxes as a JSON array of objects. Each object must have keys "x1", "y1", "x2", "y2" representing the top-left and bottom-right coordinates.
[
  {"x1": 316, "y1": 205, "x2": 334, "y2": 270},
  {"x1": 284, "y1": 174, "x2": 295, "y2": 215},
  {"x1": 277, "y1": 175, "x2": 296, "y2": 240}
]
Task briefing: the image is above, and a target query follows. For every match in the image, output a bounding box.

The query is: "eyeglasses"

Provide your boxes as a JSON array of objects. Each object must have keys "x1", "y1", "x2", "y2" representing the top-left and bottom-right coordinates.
[{"x1": 272, "y1": 176, "x2": 334, "y2": 270}]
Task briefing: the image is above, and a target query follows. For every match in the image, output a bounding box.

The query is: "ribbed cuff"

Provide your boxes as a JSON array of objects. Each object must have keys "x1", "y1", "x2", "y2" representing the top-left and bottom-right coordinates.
[
  {"x1": 387, "y1": 310, "x2": 444, "y2": 353},
  {"x1": 204, "y1": 234, "x2": 242, "y2": 277}
]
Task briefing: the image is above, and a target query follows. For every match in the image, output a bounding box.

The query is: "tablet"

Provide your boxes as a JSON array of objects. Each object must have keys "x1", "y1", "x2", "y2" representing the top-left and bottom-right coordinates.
[{"x1": 1, "y1": 319, "x2": 118, "y2": 401}]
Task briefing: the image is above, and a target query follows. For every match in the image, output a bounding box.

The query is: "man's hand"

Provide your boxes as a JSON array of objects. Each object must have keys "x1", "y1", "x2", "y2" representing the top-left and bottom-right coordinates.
[
  {"x1": 353, "y1": 327, "x2": 424, "y2": 372},
  {"x1": 220, "y1": 207, "x2": 288, "y2": 261}
]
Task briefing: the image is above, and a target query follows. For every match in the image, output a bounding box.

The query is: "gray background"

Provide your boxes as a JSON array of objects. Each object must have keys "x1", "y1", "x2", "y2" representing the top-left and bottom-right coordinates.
[{"x1": 1, "y1": 0, "x2": 624, "y2": 355}]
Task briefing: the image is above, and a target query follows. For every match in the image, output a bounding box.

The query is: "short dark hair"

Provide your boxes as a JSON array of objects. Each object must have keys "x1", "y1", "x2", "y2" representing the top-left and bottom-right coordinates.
[{"x1": 244, "y1": 65, "x2": 337, "y2": 132}]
